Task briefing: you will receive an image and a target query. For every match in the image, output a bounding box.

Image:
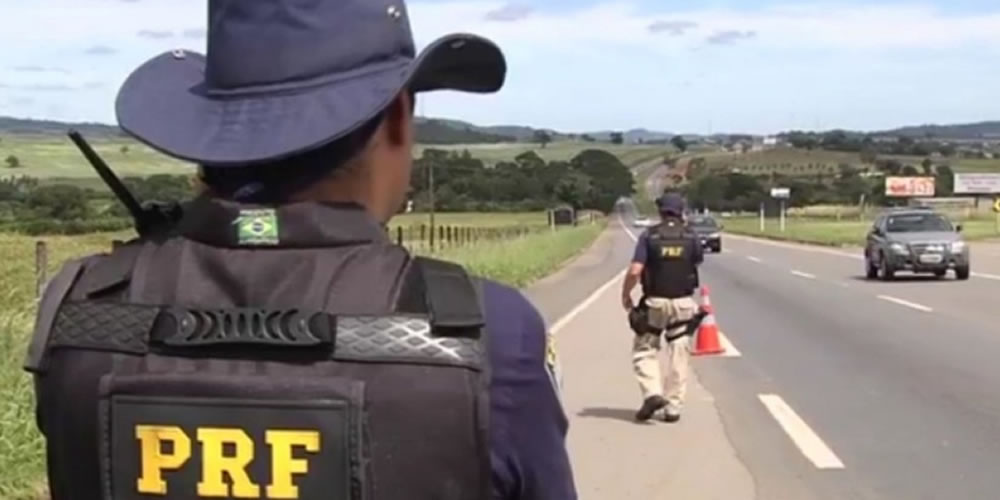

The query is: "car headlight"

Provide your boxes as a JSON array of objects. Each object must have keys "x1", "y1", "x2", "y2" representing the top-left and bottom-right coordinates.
[
  {"x1": 890, "y1": 243, "x2": 908, "y2": 255},
  {"x1": 950, "y1": 241, "x2": 966, "y2": 253},
  {"x1": 707, "y1": 232, "x2": 721, "y2": 239}
]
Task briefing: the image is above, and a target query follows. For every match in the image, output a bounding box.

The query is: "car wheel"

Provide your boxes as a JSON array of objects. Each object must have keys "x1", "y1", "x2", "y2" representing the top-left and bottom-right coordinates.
[
  {"x1": 879, "y1": 253, "x2": 895, "y2": 281},
  {"x1": 933, "y1": 269, "x2": 946, "y2": 279},
  {"x1": 865, "y1": 251, "x2": 878, "y2": 280},
  {"x1": 955, "y1": 266, "x2": 970, "y2": 280},
  {"x1": 712, "y1": 243, "x2": 722, "y2": 253}
]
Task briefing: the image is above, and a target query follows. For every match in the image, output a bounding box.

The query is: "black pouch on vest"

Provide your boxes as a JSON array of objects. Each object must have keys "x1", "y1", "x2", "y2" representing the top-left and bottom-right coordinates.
[{"x1": 98, "y1": 368, "x2": 367, "y2": 500}]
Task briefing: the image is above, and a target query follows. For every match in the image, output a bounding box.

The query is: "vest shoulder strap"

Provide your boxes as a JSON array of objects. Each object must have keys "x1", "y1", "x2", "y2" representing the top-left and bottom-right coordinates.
[
  {"x1": 395, "y1": 256, "x2": 485, "y2": 329},
  {"x1": 23, "y1": 257, "x2": 87, "y2": 373}
]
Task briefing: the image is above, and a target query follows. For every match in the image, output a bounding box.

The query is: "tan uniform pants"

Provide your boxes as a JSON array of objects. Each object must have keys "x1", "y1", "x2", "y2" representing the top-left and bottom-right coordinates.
[{"x1": 632, "y1": 295, "x2": 698, "y2": 413}]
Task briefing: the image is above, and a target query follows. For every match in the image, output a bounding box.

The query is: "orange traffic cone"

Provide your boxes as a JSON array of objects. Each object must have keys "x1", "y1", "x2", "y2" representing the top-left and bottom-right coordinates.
[{"x1": 693, "y1": 286, "x2": 725, "y2": 356}]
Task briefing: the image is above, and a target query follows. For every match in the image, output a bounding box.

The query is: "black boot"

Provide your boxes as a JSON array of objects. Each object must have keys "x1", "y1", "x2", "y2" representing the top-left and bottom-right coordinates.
[{"x1": 635, "y1": 395, "x2": 668, "y2": 422}]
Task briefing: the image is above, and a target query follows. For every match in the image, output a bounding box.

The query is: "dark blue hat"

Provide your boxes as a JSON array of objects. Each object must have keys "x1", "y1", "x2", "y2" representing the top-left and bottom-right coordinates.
[
  {"x1": 656, "y1": 193, "x2": 686, "y2": 216},
  {"x1": 115, "y1": 0, "x2": 507, "y2": 166}
]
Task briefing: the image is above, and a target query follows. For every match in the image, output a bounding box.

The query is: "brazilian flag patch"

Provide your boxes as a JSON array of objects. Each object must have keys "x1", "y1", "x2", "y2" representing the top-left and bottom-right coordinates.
[{"x1": 234, "y1": 209, "x2": 279, "y2": 246}]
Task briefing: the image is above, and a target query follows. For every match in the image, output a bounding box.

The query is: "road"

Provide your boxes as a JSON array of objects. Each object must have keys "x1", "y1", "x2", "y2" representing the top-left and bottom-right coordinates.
[{"x1": 525, "y1": 206, "x2": 1000, "y2": 499}]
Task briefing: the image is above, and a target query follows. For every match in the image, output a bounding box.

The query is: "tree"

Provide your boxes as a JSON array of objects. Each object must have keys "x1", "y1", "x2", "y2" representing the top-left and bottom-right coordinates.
[
  {"x1": 939, "y1": 144, "x2": 957, "y2": 157},
  {"x1": 5, "y1": 155, "x2": 20, "y2": 168},
  {"x1": 533, "y1": 130, "x2": 552, "y2": 149},
  {"x1": 670, "y1": 135, "x2": 689, "y2": 153},
  {"x1": 26, "y1": 185, "x2": 91, "y2": 220},
  {"x1": 514, "y1": 150, "x2": 545, "y2": 169},
  {"x1": 581, "y1": 134, "x2": 595, "y2": 142},
  {"x1": 921, "y1": 158, "x2": 934, "y2": 175},
  {"x1": 901, "y1": 165, "x2": 919, "y2": 176},
  {"x1": 935, "y1": 165, "x2": 954, "y2": 196},
  {"x1": 609, "y1": 132, "x2": 624, "y2": 145},
  {"x1": 120, "y1": 145, "x2": 130, "y2": 154},
  {"x1": 570, "y1": 149, "x2": 634, "y2": 212}
]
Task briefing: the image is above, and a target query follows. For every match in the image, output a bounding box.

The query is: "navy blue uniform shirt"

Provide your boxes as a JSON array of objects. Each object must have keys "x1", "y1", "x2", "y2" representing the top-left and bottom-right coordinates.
[{"x1": 481, "y1": 279, "x2": 577, "y2": 500}]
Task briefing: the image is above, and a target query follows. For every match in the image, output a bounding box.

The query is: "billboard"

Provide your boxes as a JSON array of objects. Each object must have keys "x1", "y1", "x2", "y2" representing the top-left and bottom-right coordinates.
[
  {"x1": 953, "y1": 173, "x2": 1000, "y2": 194},
  {"x1": 885, "y1": 176, "x2": 935, "y2": 197},
  {"x1": 770, "y1": 187, "x2": 790, "y2": 199}
]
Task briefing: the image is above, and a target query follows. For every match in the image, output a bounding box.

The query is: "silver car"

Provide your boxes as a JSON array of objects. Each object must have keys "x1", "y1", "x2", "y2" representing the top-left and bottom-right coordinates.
[{"x1": 864, "y1": 208, "x2": 970, "y2": 281}]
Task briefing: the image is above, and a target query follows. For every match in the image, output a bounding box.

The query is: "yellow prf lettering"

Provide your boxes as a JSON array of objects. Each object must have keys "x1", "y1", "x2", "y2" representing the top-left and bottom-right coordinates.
[
  {"x1": 265, "y1": 430, "x2": 321, "y2": 499},
  {"x1": 136, "y1": 425, "x2": 192, "y2": 494},
  {"x1": 660, "y1": 246, "x2": 684, "y2": 258},
  {"x1": 197, "y1": 428, "x2": 260, "y2": 498}
]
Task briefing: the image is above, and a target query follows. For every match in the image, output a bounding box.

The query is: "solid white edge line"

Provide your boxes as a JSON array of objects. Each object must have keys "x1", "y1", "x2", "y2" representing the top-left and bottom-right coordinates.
[
  {"x1": 549, "y1": 270, "x2": 626, "y2": 335},
  {"x1": 876, "y1": 294, "x2": 933, "y2": 312},
  {"x1": 716, "y1": 331, "x2": 741, "y2": 357},
  {"x1": 758, "y1": 394, "x2": 846, "y2": 470},
  {"x1": 746, "y1": 256, "x2": 762, "y2": 263},
  {"x1": 550, "y1": 216, "x2": 636, "y2": 335},
  {"x1": 790, "y1": 270, "x2": 816, "y2": 279},
  {"x1": 972, "y1": 271, "x2": 1000, "y2": 281}
]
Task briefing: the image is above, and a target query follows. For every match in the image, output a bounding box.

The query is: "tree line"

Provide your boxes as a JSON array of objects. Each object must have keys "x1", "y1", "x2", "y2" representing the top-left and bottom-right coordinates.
[
  {"x1": 781, "y1": 130, "x2": 961, "y2": 158},
  {"x1": 682, "y1": 156, "x2": 955, "y2": 212},
  {"x1": 0, "y1": 148, "x2": 635, "y2": 235}
]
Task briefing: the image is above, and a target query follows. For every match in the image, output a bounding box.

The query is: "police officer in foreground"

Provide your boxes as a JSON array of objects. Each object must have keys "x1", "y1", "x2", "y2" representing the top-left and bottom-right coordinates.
[
  {"x1": 620, "y1": 193, "x2": 703, "y2": 423},
  {"x1": 23, "y1": 1, "x2": 576, "y2": 498}
]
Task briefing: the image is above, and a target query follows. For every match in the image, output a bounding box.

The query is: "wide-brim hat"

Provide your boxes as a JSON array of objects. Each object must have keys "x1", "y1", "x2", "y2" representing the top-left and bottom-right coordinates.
[{"x1": 115, "y1": 0, "x2": 506, "y2": 167}]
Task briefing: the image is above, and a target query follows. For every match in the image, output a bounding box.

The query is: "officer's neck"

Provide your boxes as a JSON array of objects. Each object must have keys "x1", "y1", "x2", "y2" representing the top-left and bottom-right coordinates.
[{"x1": 291, "y1": 175, "x2": 395, "y2": 224}]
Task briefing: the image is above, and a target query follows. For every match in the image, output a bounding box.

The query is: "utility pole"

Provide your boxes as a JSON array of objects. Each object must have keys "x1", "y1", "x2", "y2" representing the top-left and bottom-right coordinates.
[
  {"x1": 428, "y1": 157, "x2": 435, "y2": 251},
  {"x1": 421, "y1": 97, "x2": 436, "y2": 251}
]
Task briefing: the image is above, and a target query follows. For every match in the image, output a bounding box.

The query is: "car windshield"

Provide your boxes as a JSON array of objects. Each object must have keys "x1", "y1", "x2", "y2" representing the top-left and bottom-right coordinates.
[
  {"x1": 885, "y1": 213, "x2": 953, "y2": 233},
  {"x1": 689, "y1": 217, "x2": 719, "y2": 229}
]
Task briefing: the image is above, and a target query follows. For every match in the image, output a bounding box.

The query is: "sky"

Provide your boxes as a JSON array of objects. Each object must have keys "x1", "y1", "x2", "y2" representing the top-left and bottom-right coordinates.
[{"x1": 2, "y1": 0, "x2": 1000, "y2": 135}]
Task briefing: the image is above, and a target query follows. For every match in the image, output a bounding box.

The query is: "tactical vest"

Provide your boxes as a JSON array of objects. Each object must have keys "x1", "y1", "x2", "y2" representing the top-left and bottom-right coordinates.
[
  {"x1": 642, "y1": 219, "x2": 698, "y2": 299},
  {"x1": 24, "y1": 200, "x2": 490, "y2": 500}
]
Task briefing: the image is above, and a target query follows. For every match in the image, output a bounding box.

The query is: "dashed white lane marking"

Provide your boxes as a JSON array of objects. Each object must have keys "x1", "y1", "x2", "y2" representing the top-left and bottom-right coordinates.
[
  {"x1": 746, "y1": 256, "x2": 762, "y2": 263},
  {"x1": 729, "y1": 233, "x2": 1000, "y2": 284},
  {"x1": 877, "y1": 295, "x2": 933, "y2": 312},
  {"x1": 790, "y1": 270, "x2": 816, "y2": 279},
  {"x1": 758, "y1": 394, "x2": 846, "y2": 470},
  {"x1": 717, "y1": 332, "x2": 742, "y2": 357}
]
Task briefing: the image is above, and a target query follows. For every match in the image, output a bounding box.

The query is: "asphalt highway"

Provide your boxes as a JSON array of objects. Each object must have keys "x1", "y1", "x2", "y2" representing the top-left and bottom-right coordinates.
[{"x1": 525, "y1": 205, "x2": 1000, "y2": 499}]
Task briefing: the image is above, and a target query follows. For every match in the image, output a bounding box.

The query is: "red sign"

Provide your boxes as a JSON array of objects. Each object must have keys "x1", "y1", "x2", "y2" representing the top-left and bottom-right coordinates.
[{"x1": 885, "y1": 176, "x2": 935, "y2": 197}]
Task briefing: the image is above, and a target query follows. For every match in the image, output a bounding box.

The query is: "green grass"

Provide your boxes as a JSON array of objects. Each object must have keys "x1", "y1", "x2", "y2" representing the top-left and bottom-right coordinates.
[
  {"x1": 426, "y1": 220, "x2": 606, "y2": 287},
  {"x1": 702, "y1": 146, "x2": 1000, "y2": 176},
  {"x1": 0, "y1": 135, "x2": 671, "y2": 185},
  {"x1": 721, "y1": 215, "x2": 1000, "y2": 247},
  {"x1": 0, "y1": 216, "x2": 606, "y2": 498},
  {"x1": 392, "y1": 211, "x2": 547, "y2": 228}
]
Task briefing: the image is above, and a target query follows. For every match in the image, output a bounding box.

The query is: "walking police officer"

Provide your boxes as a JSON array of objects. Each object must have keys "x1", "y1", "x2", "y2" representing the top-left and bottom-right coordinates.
[
  {"x1": 621, "y1": 193, "x2": 703, "y2": 423},
  {"x1": 23, "y1": 1, "x2": 576, "y2": 498}
]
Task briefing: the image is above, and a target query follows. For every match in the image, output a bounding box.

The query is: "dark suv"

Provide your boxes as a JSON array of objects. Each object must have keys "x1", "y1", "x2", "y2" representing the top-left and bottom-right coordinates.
[
  {"x1": 687, "y1": 214, "x2": 723, "y2": 253},
  {"x1": 864, "y1": 208, "x2": 970, "y2": 281}
]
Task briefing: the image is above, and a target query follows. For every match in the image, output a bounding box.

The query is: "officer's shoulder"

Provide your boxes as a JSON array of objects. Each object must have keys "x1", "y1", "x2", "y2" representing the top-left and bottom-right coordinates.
[{"x1": 477, "y1": 279, "x2": 546, "y2": 355}]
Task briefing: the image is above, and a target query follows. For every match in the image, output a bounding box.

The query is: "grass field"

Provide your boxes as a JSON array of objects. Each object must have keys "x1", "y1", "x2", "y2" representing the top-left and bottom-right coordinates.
[
  {"x1": 722, "y1": 215, "x2": 1000, "y2": 247},
  {"x1": 0, "y1": 217, "x2": 605, "y2": 498},
  {"x1": 702, "y1": 146, "x2": 1000, "y2": 176},
  {"x1": 0, "y1": 135, "x2": 671, "y2": 189}
]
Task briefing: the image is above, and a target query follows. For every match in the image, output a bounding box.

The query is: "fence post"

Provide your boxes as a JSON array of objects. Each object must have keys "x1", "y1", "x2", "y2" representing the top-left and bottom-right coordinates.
[
  {"x1": 35, "y1": 240, "x2": 48, "y2": 299},
  {"x1": 446, "y1": 226, "x2": 452, "y2": 246},
  {"x1": 438, "y1": 226, "x2": 444, "y2": 248},
  {"x1": 429, "y1": 224, "x2": 435, "y2": 251},
  {"x1": 396, "y1": 226, "x2": 403, "y2": 247}
]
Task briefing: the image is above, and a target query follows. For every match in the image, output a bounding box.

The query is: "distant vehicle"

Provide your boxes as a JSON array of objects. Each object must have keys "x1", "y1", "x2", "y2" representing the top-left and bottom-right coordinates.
[
  {"x1": 687, "y1": 214, "x2": 723, "y2": 253},
  {"x1": 633, "y1": 216, "x2": 654, "y2": 228},
  {"x1": 864, "y1": 207, "x2": 970, "y2": 281}
]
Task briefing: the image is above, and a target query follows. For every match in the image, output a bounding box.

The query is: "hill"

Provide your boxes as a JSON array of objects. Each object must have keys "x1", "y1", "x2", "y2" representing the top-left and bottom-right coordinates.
[
  {"x1": 877, "y1": 121, "x2": 1000, "y2": 140},
  {"x1": 0, "y1": 115, "x2": 520, "y2": 145}
]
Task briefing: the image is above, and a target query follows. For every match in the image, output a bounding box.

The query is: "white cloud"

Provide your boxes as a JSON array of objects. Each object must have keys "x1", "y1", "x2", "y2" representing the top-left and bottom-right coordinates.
[{"x1": 2, "y1": 0, "x2": 1000, "y2": 130}]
